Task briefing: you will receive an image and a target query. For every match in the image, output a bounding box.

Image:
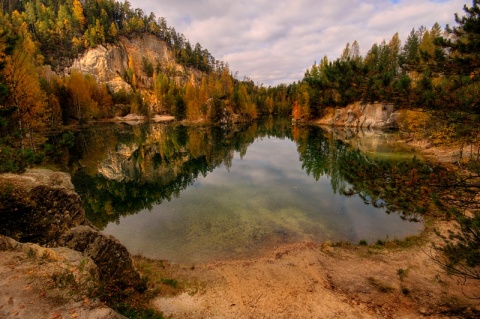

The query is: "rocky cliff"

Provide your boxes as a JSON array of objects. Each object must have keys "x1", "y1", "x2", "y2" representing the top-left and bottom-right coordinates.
[
  {"x1": 63, "y1": 34, "x2": 201, "y2": 114},
  {"x1": 317, "y1": 102, "x2": 400, "y2": 130},
  {"x1": 65, "y1": 42, "x2": 132, "y2": 93}
]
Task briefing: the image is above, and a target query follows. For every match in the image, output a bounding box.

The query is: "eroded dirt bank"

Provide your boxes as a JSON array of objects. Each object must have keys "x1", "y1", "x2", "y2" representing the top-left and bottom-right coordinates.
[{"x1": 153, "y1": 233, "x2": 479, "y2": 319}]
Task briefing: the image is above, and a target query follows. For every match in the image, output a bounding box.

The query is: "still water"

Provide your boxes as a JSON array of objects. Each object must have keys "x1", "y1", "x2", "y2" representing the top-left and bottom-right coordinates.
[{"x1": 62, "y1": 119, "x2": 425, "y2": 264}]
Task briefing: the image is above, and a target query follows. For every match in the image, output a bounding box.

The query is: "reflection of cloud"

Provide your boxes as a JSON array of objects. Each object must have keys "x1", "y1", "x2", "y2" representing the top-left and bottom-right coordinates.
[
  {"x1": 197, "y1": 138, "x2": 307, "y2": 187},
  {"x1": 129, "y1": 0, "x2": 466, "y2": 85},
  {"x1": 104, "y1": 135, "x2": 423, "y2": 263}
]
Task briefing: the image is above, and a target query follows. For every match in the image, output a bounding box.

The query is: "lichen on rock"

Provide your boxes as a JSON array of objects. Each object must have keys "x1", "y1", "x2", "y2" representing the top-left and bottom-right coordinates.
[
  {"x1": 0, "y1": 169, "x2": 88, "y2": 246},
  {"x1": 61, "y1": 226, "x2": 143, "y2": 290}
]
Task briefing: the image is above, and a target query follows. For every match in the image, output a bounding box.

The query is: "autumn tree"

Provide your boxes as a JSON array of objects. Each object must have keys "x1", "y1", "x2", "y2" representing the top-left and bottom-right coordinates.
[
  {"x1": 72, "y1": 0, "x2": 86, "y2": 28},
  {"x1": 65, "y1": 69, "x2": 112, "y2": 122},
  {"x1": 185, "y1": 82, "x2": 198, "y2": 120},
  {"x1": 265, "y1": 96, "x2": 274, "y2": 115},
  {"x1": 4, "y1": 29, "x2": 47, "y2": 149}
]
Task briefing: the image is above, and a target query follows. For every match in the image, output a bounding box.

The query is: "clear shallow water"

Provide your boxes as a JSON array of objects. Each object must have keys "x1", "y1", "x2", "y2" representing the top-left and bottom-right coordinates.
[{"x1": 100, "y1": 135, "x2": 422, "y2": 264}]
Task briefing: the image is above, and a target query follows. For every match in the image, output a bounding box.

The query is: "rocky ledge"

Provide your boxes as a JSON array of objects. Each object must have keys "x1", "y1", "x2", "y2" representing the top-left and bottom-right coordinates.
[
  {"x1": 317, "y1": 102, "x2": 400, "y2": 130},
  {"x1": 0, "y1": 169, "x2": 144, "y2": 318}
]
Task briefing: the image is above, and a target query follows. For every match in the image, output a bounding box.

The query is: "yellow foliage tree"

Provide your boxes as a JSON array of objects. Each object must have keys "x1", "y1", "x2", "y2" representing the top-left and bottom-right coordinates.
[
  {"x1": 73, "y1": 0, "x2": 86, "y2": 27},
  {"x1": 108, "y1": 22, "x2": 118, "y2": 40},
  {"x1": 4, "y1": 39, "x2": 47, "y2": 149},
  {"x1": 185, "y1": 82, "x2": 201, "y2": 121},
  {"x1": 65, "y1": 70, "x2": 112, "y2": 121},
  {"x1": 66, "y1": 70, "x2": 97, "y2": 121},
  {"x1": 265, "y1": 96, "x2": 274, "y2": 115}
]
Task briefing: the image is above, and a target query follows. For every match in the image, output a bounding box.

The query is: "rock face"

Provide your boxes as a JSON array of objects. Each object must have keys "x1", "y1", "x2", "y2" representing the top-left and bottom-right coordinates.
[
  {"x1": 63, "y1": 34, "x2": 202, "y2": 114},
  {"x1": 0, "y1": 169, "x2": 87, "y2": 246},
  {"x1": 318, "y1": 102, "x2": 400, "y2": 129},
  {"x1": 0, "y1": 169, "x2": 143, "y2": 291},
  {"x1": 66, "y1": 42, "x2": 131, "y2": 93},
  {"x1": 61, "y1": 226, "x2": 142, "y2": 289}
]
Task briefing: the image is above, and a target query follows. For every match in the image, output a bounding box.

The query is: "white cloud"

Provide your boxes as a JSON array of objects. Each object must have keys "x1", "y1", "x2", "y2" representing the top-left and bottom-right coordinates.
[{"x1": 129, "y1": 0, "x2": 468, "y2": 85}]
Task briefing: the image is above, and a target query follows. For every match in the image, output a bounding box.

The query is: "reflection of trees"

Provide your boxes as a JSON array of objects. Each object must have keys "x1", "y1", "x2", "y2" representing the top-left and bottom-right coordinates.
[
  {"x1": 294, "y1": 125, "x2": 452, "y2": 221},
  {"x1": 68, "y1": 120, "x2": 290, "y2": 229},
  {"x1": 73, "y1": 156, "x2": 211, "y2": 228},
  {"x1": 62, "y1": 119, "x2": 451, "y2": 229}
]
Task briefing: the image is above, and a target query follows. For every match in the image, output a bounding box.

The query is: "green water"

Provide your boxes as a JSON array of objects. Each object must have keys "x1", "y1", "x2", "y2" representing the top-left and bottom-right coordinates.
[{"x1": 59, "y1": 119, "x2": 428, "y2": 264}]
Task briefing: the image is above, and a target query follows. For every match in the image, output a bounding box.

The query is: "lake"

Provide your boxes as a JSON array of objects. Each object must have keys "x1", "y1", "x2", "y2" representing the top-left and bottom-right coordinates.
[{"x1": 57, "y1": 118, "x2": 429, "y2": 264}]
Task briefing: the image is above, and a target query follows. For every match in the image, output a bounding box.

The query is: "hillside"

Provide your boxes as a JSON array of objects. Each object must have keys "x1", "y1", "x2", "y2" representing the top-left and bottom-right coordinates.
[{"x1": 0, "y1": 0, "x2": 269, "y2": 128}]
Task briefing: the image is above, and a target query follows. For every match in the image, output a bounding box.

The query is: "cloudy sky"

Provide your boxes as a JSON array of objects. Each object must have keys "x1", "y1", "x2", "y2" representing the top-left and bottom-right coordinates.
[{"x1": 129, "y1": 0, "x2": 468, "y2": 86}]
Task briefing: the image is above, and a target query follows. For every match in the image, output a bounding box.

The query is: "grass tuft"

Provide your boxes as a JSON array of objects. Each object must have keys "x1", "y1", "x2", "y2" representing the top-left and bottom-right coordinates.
[{"x1": 367, "y1": 277, "x2": 394, "y2": 293}]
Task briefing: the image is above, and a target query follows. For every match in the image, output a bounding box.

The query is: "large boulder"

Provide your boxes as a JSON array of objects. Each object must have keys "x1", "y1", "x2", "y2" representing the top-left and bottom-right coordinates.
[
  {"x1": 61, "y1": 226, "x2": 144, "y2": 290},
  {"x1": 0, "y1": 169, "x2": 88, "y2": 246}
]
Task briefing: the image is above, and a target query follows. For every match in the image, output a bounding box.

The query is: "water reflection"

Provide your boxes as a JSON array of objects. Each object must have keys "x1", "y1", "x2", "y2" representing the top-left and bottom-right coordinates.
[{"x1": 54, "y1": 119, "x2": 445, "y2": 264}]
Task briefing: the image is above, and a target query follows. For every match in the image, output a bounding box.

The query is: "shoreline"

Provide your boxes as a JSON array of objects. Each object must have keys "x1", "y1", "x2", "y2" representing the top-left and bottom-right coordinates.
[
  {"x1": 138, "y1": 130, "x2": 480, "y2": 318},
  {"x1": 148, "y1": 220, "x2": 479, "y2": 318}
]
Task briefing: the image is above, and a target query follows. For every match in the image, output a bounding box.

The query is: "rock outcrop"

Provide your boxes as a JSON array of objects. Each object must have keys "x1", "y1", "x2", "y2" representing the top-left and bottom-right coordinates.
[
  {"x1": 0, "y1": 169, "x2": 87, "y2": 246},
  {"x1": 61, "y1": 226, "x2": 142, "y2": 289},
  {"x1": 0, "y1": 235, "x2": 127, "y2": 319},
  {"x1": 318, "y1": 102, "x2": 400, "y2": 129},
  {"x1": 65, "y1": 42, "x2": 131, "y2": 93},
  {"x1": 63, "y1": 34, "x2": 202, "y2": 114},
  {"x1": 0, "y1": 169, "x2": 143, "y2": 291}
]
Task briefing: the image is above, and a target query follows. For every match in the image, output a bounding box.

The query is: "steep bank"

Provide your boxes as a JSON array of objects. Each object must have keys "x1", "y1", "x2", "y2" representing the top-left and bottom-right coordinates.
[
  {"x1": 316, "y1": 103, "x2": 480, "y2": 165},
  {"x1": 0, "y1": 236, "x2": 126, "y2": 319}
]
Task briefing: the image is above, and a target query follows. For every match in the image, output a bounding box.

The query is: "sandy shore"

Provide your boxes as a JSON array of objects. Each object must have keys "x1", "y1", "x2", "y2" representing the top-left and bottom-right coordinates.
[{"x1": 151, "y1": 226, "x2": 479, "y2": 319}]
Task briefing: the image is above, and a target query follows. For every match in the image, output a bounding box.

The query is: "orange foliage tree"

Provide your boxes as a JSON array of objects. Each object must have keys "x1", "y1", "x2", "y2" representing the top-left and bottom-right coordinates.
[
  {"x1": 292, "y1": 101, "x2": 301, "y2": 120},
  {"x1": 4, "y1": 32, "x2": 46, "y2": 149},
  {"x1": 65, "y1": 70, "x2": 112, "y2": 122}
]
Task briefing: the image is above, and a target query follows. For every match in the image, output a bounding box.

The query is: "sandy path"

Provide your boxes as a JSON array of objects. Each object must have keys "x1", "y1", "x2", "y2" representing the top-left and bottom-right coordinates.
[{"x1": 153, "y1": 239, "x2": 479, "y2": 319}]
